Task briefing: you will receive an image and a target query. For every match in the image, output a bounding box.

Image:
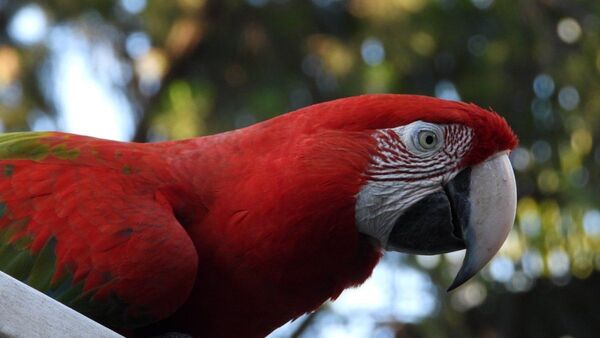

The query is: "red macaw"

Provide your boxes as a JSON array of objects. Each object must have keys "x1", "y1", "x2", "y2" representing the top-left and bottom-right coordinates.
[{"x1": 0, "y1": 95, "x2": 517, "y2": 337}]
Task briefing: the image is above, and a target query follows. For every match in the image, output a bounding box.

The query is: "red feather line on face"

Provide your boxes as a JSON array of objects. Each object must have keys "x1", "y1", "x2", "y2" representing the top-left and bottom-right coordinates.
[{"x1": 366, "y1": 124, "x2": 473, "y2": 182}]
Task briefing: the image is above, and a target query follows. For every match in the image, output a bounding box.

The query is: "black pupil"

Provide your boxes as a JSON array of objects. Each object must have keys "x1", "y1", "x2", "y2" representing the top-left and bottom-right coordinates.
[{"x1": 425, "y1": 134, "x2": 434, "y2": 145}]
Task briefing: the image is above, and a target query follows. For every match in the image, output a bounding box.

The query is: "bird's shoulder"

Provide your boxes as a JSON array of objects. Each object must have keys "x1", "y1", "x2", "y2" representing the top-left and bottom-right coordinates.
[{"x1": 0, "y1": 131, "x2": 198, "y2": 329}]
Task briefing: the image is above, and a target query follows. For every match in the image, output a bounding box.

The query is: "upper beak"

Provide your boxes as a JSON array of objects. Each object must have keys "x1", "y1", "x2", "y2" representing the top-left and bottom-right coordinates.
[
  {"x1": 447, "y1": 153, "x2": 517, "y2": 290},
  {"x1": 386, "y1": 152, "x2": 517, "y2": 290}
]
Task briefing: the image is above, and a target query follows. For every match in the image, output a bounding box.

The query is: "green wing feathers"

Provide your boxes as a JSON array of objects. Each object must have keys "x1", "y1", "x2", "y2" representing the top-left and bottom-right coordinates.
[
  {"x1": 0, "y1": 132, "x2": 198, "y2": 328},
  {"x1": 0, "y1": 131, "x2": 79, "y2": 160}
]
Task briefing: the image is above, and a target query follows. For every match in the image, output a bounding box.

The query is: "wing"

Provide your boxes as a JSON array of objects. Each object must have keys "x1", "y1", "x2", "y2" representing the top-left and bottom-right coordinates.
[{"x1": 0, "y1": 132, "x2": 198, "y2": 329}]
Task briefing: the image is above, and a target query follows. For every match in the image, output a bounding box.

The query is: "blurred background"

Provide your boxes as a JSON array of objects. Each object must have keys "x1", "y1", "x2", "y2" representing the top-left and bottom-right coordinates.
[{"x1": 1, "y1": 0, "x2": 599, "y2": 337}]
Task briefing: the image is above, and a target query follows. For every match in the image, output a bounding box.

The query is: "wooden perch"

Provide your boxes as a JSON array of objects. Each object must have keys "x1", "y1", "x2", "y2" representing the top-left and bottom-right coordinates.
[{"x1": 0, "y1": 271, "x2": 122, "y2": 338}]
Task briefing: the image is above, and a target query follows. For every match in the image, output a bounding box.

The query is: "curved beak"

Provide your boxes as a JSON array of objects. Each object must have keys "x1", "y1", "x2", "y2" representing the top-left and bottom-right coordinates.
[
  {"x1": 447, "y1": 153, "x2": 517, "y2": 290},
  {"x1": 385, "y1": 152, "x2": 516, "y2": 290}
]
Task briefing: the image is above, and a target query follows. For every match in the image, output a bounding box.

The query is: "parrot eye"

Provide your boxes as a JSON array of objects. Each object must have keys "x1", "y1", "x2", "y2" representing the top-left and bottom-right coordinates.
[
  {"x1": 417, "y1": 130, "x2": 438, "y2": 150},
  {"x1": 405, "y1": 122, "x2": 443, "y2": 154}
]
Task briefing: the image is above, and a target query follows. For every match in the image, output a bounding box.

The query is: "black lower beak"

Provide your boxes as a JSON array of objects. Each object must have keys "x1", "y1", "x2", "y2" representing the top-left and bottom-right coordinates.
[{"x1": 386, "y1": 168, "x2": 471, "y2": 254}]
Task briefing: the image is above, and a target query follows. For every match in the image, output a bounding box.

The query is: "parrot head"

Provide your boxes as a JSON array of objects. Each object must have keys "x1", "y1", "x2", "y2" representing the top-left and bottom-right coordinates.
[{"x1": 273, "y1": 94, "x2": 518, "y2": 290}]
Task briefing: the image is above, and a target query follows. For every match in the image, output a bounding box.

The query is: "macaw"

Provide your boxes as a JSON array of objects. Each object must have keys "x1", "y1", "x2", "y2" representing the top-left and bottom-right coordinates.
[{"x1": 0, "y1": 94, "x2": 517, "y2": 337}]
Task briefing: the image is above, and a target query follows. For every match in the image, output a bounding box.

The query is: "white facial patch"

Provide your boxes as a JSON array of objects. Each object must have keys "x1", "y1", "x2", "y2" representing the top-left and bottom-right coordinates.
[{"x1": 355, "y1": 121, "x2": 474, "y2": 248}]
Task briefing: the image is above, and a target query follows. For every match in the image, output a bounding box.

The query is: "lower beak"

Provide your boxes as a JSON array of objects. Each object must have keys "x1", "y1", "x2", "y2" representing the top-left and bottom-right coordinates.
[{"x1": 386, "y1": 153, "x2": 517, "y2": 290}]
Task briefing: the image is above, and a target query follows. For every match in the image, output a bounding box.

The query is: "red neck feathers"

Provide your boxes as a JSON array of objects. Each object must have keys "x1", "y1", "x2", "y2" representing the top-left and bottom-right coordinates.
[{"x1": 159, "y1": 108, "x2": 382, "y2": 337}]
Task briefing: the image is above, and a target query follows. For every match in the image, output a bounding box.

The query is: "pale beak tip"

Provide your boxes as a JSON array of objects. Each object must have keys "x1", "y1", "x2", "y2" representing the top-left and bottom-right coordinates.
[{"x1": 447, "y1": 153, "x2": 517, "y2": 291}]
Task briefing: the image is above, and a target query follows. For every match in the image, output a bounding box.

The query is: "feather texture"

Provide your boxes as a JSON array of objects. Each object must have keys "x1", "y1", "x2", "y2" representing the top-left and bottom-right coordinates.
[{"x1": 0, "y1": 132, "x2": 198, "y2": 328}]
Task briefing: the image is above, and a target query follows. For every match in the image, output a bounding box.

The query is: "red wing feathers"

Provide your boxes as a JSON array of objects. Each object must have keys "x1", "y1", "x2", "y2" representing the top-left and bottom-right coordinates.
[{"x1": 0, "y1": 133, "x2": 198, "y2": 329}]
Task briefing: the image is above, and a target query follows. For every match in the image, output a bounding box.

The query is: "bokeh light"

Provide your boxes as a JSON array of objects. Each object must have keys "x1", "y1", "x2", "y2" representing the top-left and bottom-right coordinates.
[
  {"x1": 557, "y1": 17, "x2": 582, "y2": 44},
  {"x1": 522, "y1": 250, "x2": 544, "y2": 278},
  {"x1": 0, "y1": 47, "x2": 20, "y2": 85},
  {"x1": 509, "y1": 147, "x2": 531, "y2": 172},
  {"x1": 416, "y1": 255, "x2": 441, "y2": 269},
  {"x1": 558, "y1": 86, "x2": 580, "y2": 110},
  {"x1": 533, "y1": 74, "x2": 555, "y2": 99},
  {"x1": 125, "y1": 32, "x2": 152, "y2": 59},
  {"x1": 489, "y1": 256, "x2": 515, "y2": 283},
  {"x1": 547, "y1": 248, "x2": 570, "y2": 278},
  {"x1": 7, "y1": 4, "x2": 48, "y2": 45},
  {"x1": 583, "y1": 210, "x2": 600, "y2": 237},
  {"x1": 434, "y1": 80, "x2": 460, "y2": 101},
  {"x1": 470, "y1": 0, "x2": 494, "y2": 10},
  {"x1": 451, "y1": 281, "x2": 487, "y2": 310},
  {"x1": 531, "y1": 140, "x2": 552, "y2": 163},
  {"x1": 361, "y1": 38, "x2": 385, "y2": 66},
  {"x1": 119, "y1": 0, "x2": 147, "y2": 14}
]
